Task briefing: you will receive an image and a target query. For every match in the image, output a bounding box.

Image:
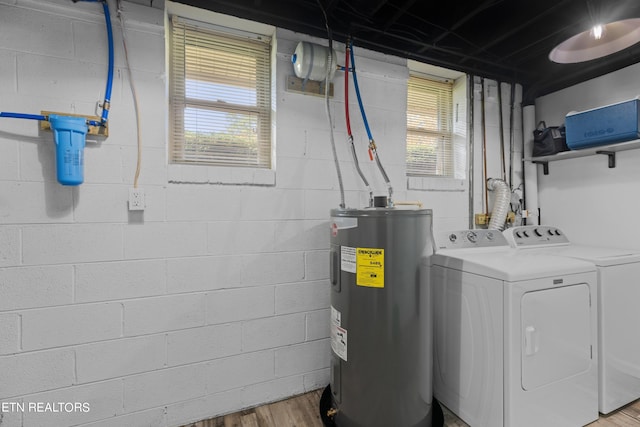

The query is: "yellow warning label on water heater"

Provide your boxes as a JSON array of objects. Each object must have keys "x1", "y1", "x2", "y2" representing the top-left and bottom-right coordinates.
[{"x1": 356, "y1": 247, "x2": 384, "y2": 288}]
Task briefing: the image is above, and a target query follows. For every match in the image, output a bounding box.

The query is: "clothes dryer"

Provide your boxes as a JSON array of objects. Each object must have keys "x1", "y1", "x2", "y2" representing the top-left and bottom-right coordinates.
[
  {"x1": 504, "y1": 225, "x2": 640, "y2": 414},
  {"x1": 432, "y1": 229, "x2": 599, "y2": 427}
]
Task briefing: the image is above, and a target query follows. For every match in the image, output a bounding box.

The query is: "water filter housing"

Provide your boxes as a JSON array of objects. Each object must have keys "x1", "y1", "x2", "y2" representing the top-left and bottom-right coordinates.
[{"x1": 49, "y1": 114, "x2": 87, "y2": 186}]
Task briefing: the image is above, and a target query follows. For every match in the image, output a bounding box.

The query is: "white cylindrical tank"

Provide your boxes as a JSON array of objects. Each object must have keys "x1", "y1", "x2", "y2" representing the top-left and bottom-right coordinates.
[{"x1": 291, "y1": 41, "x2": 337, "y2": 81}]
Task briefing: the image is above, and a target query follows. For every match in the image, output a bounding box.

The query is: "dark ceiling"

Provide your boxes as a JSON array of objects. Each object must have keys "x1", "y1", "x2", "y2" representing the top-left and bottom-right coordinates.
[{"x1": 176, "y1": 0, "x2": 640, "y2": 103}]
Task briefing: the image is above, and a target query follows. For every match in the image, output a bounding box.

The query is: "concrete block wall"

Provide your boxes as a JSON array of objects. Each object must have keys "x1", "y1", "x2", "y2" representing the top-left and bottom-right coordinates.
[{"x1": 0, "y1": 1, "x2": 472, "y2": 426}]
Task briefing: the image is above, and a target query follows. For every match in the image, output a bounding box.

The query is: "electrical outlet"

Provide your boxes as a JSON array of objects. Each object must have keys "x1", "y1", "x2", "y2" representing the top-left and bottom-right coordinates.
[{"x1": 129, "y1": 188, "x2": 145, "y2": 211}]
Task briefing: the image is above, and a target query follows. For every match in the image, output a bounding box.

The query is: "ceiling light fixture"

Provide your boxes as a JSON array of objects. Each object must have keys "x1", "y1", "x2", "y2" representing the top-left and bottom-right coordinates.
[{"x1": 549, "y1": 18, "x2": 640, "y2": 63}]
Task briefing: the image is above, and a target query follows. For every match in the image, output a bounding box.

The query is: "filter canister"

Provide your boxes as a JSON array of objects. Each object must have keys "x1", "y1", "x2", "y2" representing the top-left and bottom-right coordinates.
[{"x1": 49, "y1": 114, "x2": 88, "y2": 186}]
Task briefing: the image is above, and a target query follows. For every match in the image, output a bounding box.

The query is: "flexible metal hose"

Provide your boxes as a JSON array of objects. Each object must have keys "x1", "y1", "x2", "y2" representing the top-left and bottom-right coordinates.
[
  {"x1": 324, "y1": 48, "x2": 345, "y2": 208},
  {"x1": 349, "y1": 40, "x2": 393, "y2": 206}
]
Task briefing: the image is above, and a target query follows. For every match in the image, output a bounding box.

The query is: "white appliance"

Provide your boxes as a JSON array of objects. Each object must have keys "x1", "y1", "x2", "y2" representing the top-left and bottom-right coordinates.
[
  {"x1": 504, "y1": 225, "x2": 640, "y2": 414},
  {"x1": 432, "y1": 229, "x2": 599, "y2": 427}
]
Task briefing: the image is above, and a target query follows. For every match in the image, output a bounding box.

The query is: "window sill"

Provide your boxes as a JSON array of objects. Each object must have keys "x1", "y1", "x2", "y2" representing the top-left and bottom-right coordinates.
[
  {"x1": 168, "y1": 164, "x2": 276, "y2": 186},
  {"x1": 407, "y1": 176, "x2": 465, "y2": 192}
]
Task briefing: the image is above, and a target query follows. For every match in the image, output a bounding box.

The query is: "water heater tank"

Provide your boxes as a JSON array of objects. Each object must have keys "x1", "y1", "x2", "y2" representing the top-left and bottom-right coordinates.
[
  {"x1": 325, "y1": 207, "x2": 440, "y2": 427},
  {"x1": 291, "y1": 41, "x2": 337, "y2": 82}
]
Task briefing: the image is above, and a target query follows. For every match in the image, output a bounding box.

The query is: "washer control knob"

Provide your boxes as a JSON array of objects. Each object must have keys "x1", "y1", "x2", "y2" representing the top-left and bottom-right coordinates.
[
  {"x1": 555, "y1": 229, "x2": 562, "y2": 236},
  {"x1": 534, "y1": 228, "x2": 543, "y2": 237},
  {"x1": 449, "y1": 233, "x2": 457, "y2": 242},
  {"x1": 548, "y1": 229, "x2": 554, "y2": 236},
  {"x1": 515, "y1": 231, "x2": 522, "y2": 238},
  {"x1": 523, "y1": 231, "x2": 529, "y2": 238},
  {"x1": 466, "y1": 231, "x2": 477, "y2": 243},
  {"x1": 486, "y1": 231, "x2": 494, "y2": 241}
]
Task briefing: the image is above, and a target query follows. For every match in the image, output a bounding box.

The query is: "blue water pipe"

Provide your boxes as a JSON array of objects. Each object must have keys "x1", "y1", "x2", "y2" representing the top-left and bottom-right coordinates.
[
  {"x1": 100, "y1": 0, "x2": 114, "y2": 125},
  {"x1": 349, "y1": 40, "x2": 373, "y2": 142},
  {"x1": 348, "y1": 39, "x2": 394, "y2": 205},
  {"x1": 0, "y1": 0, "x2": 114, "y2": 127},
  {"x1": 0, "y1": 112, "x2": 47, "y2": 121}
]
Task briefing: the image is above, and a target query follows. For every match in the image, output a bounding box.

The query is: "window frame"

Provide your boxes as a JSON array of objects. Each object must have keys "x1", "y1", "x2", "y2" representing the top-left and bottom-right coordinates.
[
  {"x1": 166, "y1": 4, "x2": 276, "y2": 185},
  {"x1": 405, "y1": 64, "x2": 467, "y2": 192},
  {"x1": 406, "y1": 74, "x2": 454, "y2": 178}
]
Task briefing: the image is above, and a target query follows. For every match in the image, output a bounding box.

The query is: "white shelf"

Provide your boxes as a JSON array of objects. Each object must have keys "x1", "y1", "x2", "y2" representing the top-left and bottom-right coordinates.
[{"x1": 523, "y1": 139, "x2": 640, "y2": 174}]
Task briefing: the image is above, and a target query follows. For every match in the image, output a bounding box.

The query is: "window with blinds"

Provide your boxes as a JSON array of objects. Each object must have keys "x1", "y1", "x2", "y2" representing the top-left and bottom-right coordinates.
[
  {"x1": 406, "y1": 75, "x2": 453, "y2": 177},
  {"x1": 169, "y1": 17, "x2": 272, "y2": 168}
]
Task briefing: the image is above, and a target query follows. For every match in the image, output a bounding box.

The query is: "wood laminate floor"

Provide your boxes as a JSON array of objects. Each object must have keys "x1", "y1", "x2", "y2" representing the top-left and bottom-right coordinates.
[{"x1": 181, "y1": 389, "x2": 640, "y2": 427}]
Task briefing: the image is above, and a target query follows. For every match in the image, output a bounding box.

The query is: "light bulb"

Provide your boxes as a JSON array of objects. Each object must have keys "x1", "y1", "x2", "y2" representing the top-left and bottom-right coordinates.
[{"x1": 591, "y1": 24, "x2": 604, "y2": 40}]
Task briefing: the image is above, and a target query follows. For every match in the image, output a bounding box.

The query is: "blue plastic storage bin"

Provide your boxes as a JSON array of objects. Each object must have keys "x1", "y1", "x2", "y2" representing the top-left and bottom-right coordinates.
[
  {"x1": 565, "y1": 99, "x2": 640, "y2": 150},
  {"x1": 49, "y1": 114, "x2": 88, "y2": 186}
]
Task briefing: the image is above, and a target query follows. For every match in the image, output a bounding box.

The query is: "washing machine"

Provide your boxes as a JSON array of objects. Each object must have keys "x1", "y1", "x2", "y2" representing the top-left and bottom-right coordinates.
[
  {"x1": 504, "y1": 225, "x2": 640, "y2": 414},
  {"x1": 432, "y1": 229, "x2": 599, "y2": 427}
]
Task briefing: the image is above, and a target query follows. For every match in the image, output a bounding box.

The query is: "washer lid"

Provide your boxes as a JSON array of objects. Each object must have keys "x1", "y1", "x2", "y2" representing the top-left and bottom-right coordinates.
[
  {"x1": 552, "y1": 245, "x2": 640, "y2": 266},
  {"x1": 432, "y1": 250, "x2": 596, "y2": 281}
]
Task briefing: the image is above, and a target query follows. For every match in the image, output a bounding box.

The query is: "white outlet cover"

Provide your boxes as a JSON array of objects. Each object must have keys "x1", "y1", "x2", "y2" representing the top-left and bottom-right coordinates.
[{"x1": 128, "y1": 188, "x2": 145, "y2": 211}]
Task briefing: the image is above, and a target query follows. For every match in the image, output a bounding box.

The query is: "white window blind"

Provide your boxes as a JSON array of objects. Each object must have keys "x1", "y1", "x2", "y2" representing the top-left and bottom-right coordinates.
[
  {"x1": 169, "y1": 17, "x2": 272, "y2": 168},
  {"x1": 406, "y1": 75, "x2": 453, "y2": 177}
]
